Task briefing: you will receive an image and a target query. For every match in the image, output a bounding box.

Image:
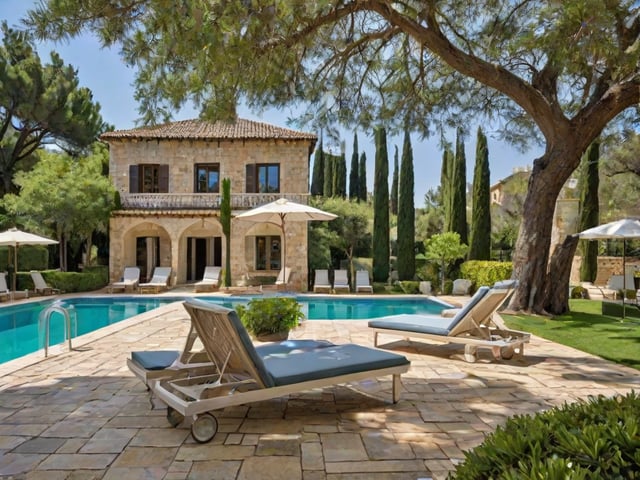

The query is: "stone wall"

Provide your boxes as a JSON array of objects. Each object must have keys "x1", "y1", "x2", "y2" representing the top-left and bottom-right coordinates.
[{"x1": 570, "y1": 256, "x2": 640, "y2": 286}]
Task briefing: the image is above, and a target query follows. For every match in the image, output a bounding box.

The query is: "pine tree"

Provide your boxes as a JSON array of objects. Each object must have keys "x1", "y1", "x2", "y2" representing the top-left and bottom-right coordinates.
[
  {"x1": 579, "y1": 141, "x2": 600, "y2": 283},
  {"x1": 397, "y1": 129, "x2": 415, "y2": 280},
  {"x1": 323, "y1": 151, "x2": 334, "y2": 197},
  {"x1": 450, "y1": 129, "x2": 468, "y2": 245},
  {"x1": 334, "y1": 150, "x2": 347, "y2": 198},
  {"x1": 310, "y1": 135, "x2": 324, "y2": 196},
  {"x1": 390, "y1": 145, "x2": 399, "y2": 215},
  {"x1": 372, "y1": 126, "x2": 390, "y2": 283},
  {"x1": 348, "y1": 132, "x2": 359, "y2": 200},
  {"x1": 358, "y1": 152, "x2": 367, "y2": 202},
  {"x1": 469, "y1": 126, "x2": 491, "y2": 260}
]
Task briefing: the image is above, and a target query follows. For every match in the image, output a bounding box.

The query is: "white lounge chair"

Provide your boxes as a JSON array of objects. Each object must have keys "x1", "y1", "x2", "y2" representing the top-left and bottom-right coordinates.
[
  {"x1": 139, "y1": 267, "x2": 172, "y2": 294},
  {"x1": 355, "y1": 270, "x2": 373, "y2": 293},
  {"x1": 108, "y1": 266, "x2": 140, "y2": 293},
  {"x1": 194, "y1": 266, "x2": 221, "y2": 292},
  {"x1": 30, "y1": 270, "x2": 60, "y2": 295},
  {"x1": 369, "y1": 281, "x2": 529, "y2": 363},
  {"x1": 333, "y1": 269, "x2": 350, "y2": 293},
  {"x1": 150, "y1": 299, "x2": 410, "y2": 443},
  {"x1": 313, "y1": 269, "x2": 332, "y2": 293},
  {"x1": 0, "y1": 272, "x2": 11, "y2": 301}
]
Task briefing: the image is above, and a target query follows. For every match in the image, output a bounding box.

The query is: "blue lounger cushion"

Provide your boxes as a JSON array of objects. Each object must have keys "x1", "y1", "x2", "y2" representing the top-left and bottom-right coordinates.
[
  {"x1": 131, "y1": 350, "x2": 180, "y2": 370},
  {"x1": 368, "y1": 285, "x2": 491, "y2": 335},
  {"x1": 262, "y1": 344, "x2": 410, "y2": 386},
  {"x1": 130, "y1": 340, "x2": 335, "y2": 372}
]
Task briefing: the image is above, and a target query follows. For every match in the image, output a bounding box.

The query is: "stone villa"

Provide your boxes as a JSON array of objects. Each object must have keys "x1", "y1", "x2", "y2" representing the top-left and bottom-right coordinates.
[{"x1": 100, "y1": 118, "x2": 317, "y2": 291}]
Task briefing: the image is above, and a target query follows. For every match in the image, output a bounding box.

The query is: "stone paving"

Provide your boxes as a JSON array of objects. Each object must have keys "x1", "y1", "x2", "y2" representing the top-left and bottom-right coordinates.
[{"x1": 0, "y1": 298, "x2": 639, "y2": 479}]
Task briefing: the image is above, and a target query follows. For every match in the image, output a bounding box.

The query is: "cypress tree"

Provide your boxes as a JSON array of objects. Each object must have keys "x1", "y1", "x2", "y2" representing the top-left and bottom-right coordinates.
[
  {"x1": 310, "y1": 135, "x2": 324, "y2": 196},
  {"x1": 450, "y1": 129, "x2": 468, "y2": 245},
  {"x1": 334, "y1": 150, "x2": 347, "y2": 199},
  {"x1": 358, "y1": 151, "x2": 367, "y2": 202},
  {"x1": 440, "y1": 145, "x2": 453, "y2": 231},
  {"x1": 469, "y1": 126, "x2": 491, "y2": 260},
  {"x1": 397, "y1": 129, "x2": 415, "y2": 280},
  {"x1": 372, "y1": 126, "x2": 390, "y2": 283},
  {"x1": 579, "y1": 141, "x2": 600, "y2": 283},
  {"x1": 390, "y1": 145, "x2": 399, "y2": 215},
  {"x1": 220, "y1": 178, "x2": 232, "y2": 287},
  {"x1": 348, "y1": 132, "x2": 359, "y2": 200},
  {"x1": 323, "y1": 151, "x2": 334, "y2": 197}
]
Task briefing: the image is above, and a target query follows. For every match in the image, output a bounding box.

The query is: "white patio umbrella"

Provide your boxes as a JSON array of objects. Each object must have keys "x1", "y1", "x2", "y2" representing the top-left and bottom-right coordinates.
[
  {"x1": 575, "y1": 218, "x2": 640, "y2": 318},
  {"x1": 235, "y1": 198, "x2": 337, "y2": 285},
  {"x1": 0, "y1": 228, "x2": 58, "y2": 293}
]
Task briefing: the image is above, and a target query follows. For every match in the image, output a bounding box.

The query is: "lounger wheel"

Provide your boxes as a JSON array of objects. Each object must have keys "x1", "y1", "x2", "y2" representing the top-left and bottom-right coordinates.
[
  {"x1": 191, "y1": 413, "x2": 218, "y2": 443},
  {"x1": 499, "y1": 346, "x2": 515, "y2": 360},
  {"x1": 167, "y1": 407, "x2": 184, "y2": 428}
]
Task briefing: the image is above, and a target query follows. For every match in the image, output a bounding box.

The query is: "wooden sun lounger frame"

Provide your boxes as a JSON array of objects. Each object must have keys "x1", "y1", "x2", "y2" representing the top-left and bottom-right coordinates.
[
  {"x1": 150, "y1": 300, "x2": 410, "y2": 443},
  {"x1": 371, "y1": 284, "x2": 531, "y2": 363}
]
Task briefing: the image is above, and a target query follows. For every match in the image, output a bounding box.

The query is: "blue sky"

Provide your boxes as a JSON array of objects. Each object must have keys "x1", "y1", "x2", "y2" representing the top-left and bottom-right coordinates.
[{"x1": 4, "y1": 1, "x2": 541, "y2": 206}]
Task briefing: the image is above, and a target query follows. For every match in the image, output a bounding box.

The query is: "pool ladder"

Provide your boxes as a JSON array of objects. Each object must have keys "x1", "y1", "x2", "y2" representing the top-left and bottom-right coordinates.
[{"x1": 39, "y1": 304, "x2": 76, "y2": 357}]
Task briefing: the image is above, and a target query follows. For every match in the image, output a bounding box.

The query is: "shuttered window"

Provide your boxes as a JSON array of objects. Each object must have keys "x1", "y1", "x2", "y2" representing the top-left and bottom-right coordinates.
[{"x1": 128, "y1": 164, "x2": 169, "y2": 193}]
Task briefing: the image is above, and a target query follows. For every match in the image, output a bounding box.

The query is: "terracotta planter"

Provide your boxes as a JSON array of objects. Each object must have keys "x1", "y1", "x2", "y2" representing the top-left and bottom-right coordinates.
[{"x1": 255, "y1": 331, "x2": 289, "y2": 342}]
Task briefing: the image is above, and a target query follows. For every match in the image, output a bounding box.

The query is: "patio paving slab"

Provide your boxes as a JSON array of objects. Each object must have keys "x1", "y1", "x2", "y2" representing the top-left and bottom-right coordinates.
[{"x1": 0, "y1": 300, "x2": 638, "y2": 478}]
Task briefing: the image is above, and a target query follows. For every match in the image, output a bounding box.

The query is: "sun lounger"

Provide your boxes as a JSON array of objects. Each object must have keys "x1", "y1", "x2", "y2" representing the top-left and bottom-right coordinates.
[
  {"x1": 194, "y1": 266, "x2": 221, "y2": 292},
  {"x1": 150, "y1": 298, "x2": 410, "y2": 443},
  {"x1": 30, "y1": 270, "x2": 60, "y2": 295},
  {"x1": 0, "y1": 272, "x2": 12, "y2": 301},
  {"x1": 355, "y1": 270, "x2": 373, "y2": 293},
  {"x1": 333, "y1": 269, "x2": 350, "y2": 293},
  {"x1": 369, "y1": 281, "x2": 530, "y2": 363},
  {"x1": 139, "y1": 267, "x2": 172, "y2": 293},
  {"x1": 313, "y1": 269, "x2": 332, "y2": 293},
  {"x1": 108, "y1": 266, "x2": 140, "y2": 293}
]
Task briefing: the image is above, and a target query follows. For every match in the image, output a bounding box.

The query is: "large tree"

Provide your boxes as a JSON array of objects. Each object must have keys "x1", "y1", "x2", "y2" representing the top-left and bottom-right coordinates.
[
  {"x1": 310, "y1": 135, "x2": 324, "y2": 196},
  {"x1": 469, "y1": 127, "x2": 491, "y2": 260},
  {"x1": 2, "y1": 143, "x2": 115, "y2": 270},
  {"x1": 0, "y1": 22, "x2": 106, "y2": 196},
  {"x1": 358, "y1": 152, "x2": 367, "y2": 202},
  {"x1": 450, "y1": 129, "x2": 468, "y2": 245},
  {"x1": 390, "y1": 145, "x2": 399, "y2": 216},
  {"x1": 27, "y1": 2, "x2": 640, "y2": 313}
]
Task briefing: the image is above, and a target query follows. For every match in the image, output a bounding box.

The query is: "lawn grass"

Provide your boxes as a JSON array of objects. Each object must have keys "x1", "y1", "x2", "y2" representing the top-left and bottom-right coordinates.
[{"x1": 501, "y1": 299, "x2": 640, "y2": 370}]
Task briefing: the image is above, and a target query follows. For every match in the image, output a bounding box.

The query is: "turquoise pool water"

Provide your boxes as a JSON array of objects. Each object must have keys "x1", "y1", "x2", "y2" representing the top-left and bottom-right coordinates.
[{"x1": 0, "y1": 295, "x2": 448, "y2": 364}]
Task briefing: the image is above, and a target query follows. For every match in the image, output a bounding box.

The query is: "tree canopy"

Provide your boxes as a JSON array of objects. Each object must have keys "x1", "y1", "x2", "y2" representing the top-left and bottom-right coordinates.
[
  {"x1": 0, "y1": 22, "x2": 107, "y2": 195},
  {"x1": 24, "y1": 1, "x2": 640, "y2": 313}
]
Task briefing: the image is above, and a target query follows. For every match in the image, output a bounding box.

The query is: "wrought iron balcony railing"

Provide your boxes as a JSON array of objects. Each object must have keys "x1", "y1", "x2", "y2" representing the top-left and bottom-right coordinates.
[{"x1": 120, "y1": 193, "x2": 310, "y2": 210}]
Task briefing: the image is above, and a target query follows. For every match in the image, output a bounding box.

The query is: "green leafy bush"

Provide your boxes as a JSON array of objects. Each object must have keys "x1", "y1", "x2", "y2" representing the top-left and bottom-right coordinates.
[
  {"x1": 15, "y1": 267, "x2": 108, "y2": 293},
  {"x1": 460, "y1": 260, "x2": 512, "y2": 289},
  {"x1": 571, "y1": 285, "x2": 587, "y2": 299},
  {"x1": 398, "y1": 281, "x2": 420, "y2": 294},
  {"x1": 235, "y1": 297, "x2": 304, "y2": 337},
  {"x1": 450, "y1": 392, "x2": 640, "y2": 479}
]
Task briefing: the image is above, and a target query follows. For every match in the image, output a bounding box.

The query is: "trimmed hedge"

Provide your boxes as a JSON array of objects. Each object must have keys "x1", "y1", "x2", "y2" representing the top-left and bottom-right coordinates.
[
  {"x1": 460, "y1": 260, "x2": 512, "y2": 290},
  {"x1": 450, "y1": 392, "x2": 640, "y2": 479},
  {"x1": 14, "y1": 267, "x2": 109, "y2": 293}
]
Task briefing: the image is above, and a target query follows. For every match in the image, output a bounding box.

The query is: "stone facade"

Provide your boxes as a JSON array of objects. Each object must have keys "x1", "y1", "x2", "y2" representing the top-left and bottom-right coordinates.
[{"x1": 102, "y1": 119, "x2": 316, "y2": 291}]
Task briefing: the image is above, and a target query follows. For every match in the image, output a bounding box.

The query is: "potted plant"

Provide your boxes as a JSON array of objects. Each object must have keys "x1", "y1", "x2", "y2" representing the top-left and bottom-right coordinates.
[{"x1": 235, "y1": 297, "x2": 304, "y2": 341}]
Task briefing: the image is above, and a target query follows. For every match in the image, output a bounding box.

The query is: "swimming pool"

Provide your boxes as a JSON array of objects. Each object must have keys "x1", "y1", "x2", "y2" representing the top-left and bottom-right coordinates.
[{"x1": 0, "y1": 295, "x2": 449, "y2": 364}]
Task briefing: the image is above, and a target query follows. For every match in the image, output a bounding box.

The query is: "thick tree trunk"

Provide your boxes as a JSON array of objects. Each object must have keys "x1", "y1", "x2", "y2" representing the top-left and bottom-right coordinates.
[
  {"x1": 544, "y1": 235, "x2": 579, "y2": 315},
  {"x1": 509, "y1": 146, "x2": 581, "y2": 314}
]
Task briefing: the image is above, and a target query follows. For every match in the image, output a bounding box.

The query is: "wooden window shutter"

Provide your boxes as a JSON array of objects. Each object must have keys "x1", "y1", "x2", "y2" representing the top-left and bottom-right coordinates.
[
  {"x1": 159, "y1": 164, "x2": 169, "y2": 192},
  {"x1": 129, "y1": 165, "x2": 139, "y2": 193},
  {"x1": 245, "y1": 164, "x2": 256, "y2": 193}
]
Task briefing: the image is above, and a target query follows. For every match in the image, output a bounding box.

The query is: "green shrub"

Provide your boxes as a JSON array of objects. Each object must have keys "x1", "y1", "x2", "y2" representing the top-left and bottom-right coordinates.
[
  {"x1": 460, "y1": 260, "x2": 512, "y2": 288},
  {"x1": 571, "y1": 285, "x2": 587, "y2": 299},
  {"x1": 443, "y1": 279, "x2": 453, "y2": 295},
  {"x1": 235, "y1": 297, "x2": 304, "y2": 337},
  {"x1": 13, "y1": 268, "x2": 109, "y2": 293},
  {"x1": 398, "y1": 281, "x2": 420, "y2": 294},
  {"x1": 449, "y1": 392, "x2": 640, "y2": 479}
]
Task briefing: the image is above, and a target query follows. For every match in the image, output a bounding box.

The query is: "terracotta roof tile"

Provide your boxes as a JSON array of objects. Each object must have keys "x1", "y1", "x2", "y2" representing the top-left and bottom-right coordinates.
[{"x1": 100, "y1": 118, "x2": 316, "y2": 142}]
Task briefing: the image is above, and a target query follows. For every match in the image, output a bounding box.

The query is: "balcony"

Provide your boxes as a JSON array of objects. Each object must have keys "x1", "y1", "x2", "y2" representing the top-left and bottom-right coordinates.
[{"x1": 120, "y1": 193, "x2": 311, "y2": 211}]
